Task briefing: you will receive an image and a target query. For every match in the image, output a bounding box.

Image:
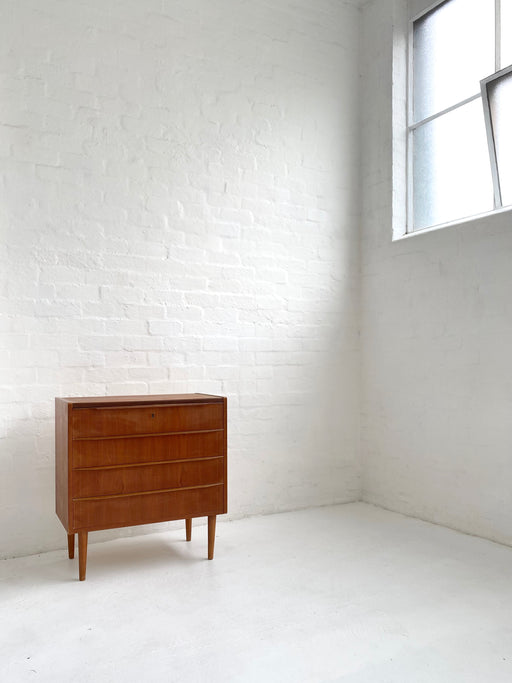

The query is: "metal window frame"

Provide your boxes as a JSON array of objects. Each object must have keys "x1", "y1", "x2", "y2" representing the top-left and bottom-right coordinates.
[
  {"x1": 406, "y1": 0, "x2": 505, "y2": 233},
  {"x1": 480, "y1": 62, "x2": 512, "y2": 209}
]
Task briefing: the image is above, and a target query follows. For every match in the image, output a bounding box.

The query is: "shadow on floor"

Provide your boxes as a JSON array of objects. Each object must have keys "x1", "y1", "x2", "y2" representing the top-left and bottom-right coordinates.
[{"x1": 0, "y1": 532, "x2": 211, "y2": 585}]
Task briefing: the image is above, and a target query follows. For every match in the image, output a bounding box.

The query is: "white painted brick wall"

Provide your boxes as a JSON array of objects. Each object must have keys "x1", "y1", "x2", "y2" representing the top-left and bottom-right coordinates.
[
  {"x1": 0, "y1": 0, "x2": 361, "y2": 558},
  {"x1": 361, "y1": 0, "x2": 512, "y2": 546}
]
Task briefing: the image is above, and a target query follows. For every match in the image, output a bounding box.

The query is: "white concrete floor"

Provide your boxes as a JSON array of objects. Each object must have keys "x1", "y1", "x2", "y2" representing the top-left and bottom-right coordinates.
[{"x1": 2, "y1": 503, "x2": 512, "y2": 682}]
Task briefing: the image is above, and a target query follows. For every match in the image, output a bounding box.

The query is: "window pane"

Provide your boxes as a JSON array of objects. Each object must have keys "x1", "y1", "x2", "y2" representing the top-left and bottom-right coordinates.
[
  {"x1": 501, "y1": 0, "x2": 512, "y2": 69},
  {"x1": 487, "y1": 70, "x2": 512, "y2": 207},
  {"x1": 413, "y1": 0, "x2": 494, "y2": 122},
  {"x1": 412, "y1": 99, "x2": 493, "y2": 230}
]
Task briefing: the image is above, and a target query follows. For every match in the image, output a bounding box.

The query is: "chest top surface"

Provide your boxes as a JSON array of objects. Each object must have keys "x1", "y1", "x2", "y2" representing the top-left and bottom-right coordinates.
[{"x1": 57, "y1": 393, "x2": 224, "y2": 409}]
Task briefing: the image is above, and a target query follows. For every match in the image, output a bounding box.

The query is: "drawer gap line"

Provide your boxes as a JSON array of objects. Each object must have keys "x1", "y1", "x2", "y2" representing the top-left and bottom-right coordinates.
[
  {"x1": 73, "y1": 482, "x2": 223, "y2": 502},
  {"x1": 73, "y1": 456, "x2": 223, "y2": 471},
  {"x1": 73, "y1": 428, "x2": 223, "y2": 442}
]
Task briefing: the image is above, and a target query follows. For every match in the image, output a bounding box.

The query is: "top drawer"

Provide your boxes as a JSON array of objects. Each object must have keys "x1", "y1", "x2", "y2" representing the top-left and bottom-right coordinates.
[{"x1": 72, "y1": 402, "x2": 224, "y2": 439}]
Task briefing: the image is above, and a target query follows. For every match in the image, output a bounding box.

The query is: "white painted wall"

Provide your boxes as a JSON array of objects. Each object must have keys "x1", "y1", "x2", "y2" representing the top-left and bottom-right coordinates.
[
  {"x1": 360, "y1": 0, "x2": 512, "y2": 545},
  {"x1": 0, "y1": 0, "x2": 361, "y2": 558}
]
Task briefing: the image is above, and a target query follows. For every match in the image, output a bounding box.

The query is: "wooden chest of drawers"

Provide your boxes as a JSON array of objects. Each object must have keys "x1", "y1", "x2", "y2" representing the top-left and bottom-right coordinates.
[{"x1": 55, "y1": 393, "x2": 227, "y2": 580}]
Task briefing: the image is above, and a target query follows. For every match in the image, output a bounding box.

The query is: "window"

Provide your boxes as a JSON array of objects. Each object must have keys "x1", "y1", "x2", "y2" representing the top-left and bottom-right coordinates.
[{"x1": 408, "y1": 0, "x2": 512, "y2": 233}]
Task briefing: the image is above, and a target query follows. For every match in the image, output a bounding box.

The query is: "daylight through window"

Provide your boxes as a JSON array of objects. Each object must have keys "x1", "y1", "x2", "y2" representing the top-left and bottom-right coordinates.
[{"x1": 409, "y1": 0, "x2": 512, "y2": 232}]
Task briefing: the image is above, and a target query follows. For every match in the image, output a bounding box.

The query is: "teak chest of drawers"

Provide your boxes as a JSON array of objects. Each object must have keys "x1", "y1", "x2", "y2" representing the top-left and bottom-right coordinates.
[{"x1": 55, "y1": 393, "x2": 227, "y2": 580}]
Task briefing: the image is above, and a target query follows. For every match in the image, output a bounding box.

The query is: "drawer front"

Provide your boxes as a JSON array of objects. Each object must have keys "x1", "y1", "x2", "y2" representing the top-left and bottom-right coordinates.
[
  {"x1": 73, "y1": 458, "x2": 224, "y2": 499},
  {"x1": 72, "y1": 485, "x2": 225, "y2": 531},
  {"x1": 72, "y1": 431, "x2": 223, "y2": 469},
  {"x1": 72, "y1": 402, "x2": 223, "y2": 438}
]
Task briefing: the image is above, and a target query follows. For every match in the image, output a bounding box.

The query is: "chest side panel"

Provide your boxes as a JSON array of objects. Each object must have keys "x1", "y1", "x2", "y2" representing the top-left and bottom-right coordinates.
[{"x1": 55, "y1": 399, "x2": 70, "y2": 530}]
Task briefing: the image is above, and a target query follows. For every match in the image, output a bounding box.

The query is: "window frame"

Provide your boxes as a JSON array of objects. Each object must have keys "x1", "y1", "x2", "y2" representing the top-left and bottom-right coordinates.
[
  {"x1": 480, "y1": 62, "x2": 512, "y2": 209},
  {"x1": 404, "y1": 0, "x2": 511, "y2": 235}
]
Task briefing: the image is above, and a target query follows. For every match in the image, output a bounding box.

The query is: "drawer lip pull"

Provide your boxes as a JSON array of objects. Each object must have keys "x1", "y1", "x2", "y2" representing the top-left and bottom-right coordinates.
[
  {"x1": 73, "y1": 400, "x2": 222, "y2": 410},
  {"x1": 73, "y1": 428, "x2": 224, "y2": 442},
  {"x1": 72, "y1": 403, "x2": 224, "y2": 438},
  {"x1": 72, "y1": 431, "x2": 223, "y2": 469},
  {"x1": 73, "y1": 482, "x2": 223, "y2": 502},
  {"x1": 73, "y1": 455, "x2": 223, "y2": 472}
]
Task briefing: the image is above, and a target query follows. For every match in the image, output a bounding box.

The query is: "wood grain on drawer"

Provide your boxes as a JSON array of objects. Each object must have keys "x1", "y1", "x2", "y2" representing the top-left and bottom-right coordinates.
[
  {"x1": 73, "y1": 457, "x2": 224, "y2": 499},
  {"x1": 72, "y1": 402, "x2": 223, "y2": 438},
  {"x1": 73, "y1": 485, "x2": 225, "y2": 531},
  {"x1": 72, "y1": 430, "x2": 223, "y2": 468}
]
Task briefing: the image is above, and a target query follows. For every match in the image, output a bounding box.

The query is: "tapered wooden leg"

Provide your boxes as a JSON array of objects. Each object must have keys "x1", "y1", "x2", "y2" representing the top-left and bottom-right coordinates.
[
  {"x1": 78, "y1": 531, "x2": 88, "y2": 581},
  {"x1": 185, "y1": 518, "x2": 192, "y2": 542},
  {"x1": 67, "y1": 533, "x2": 75, "y2": 559},
  {"x1": 207, "y1": 515, "x2": 216, "y2": 560}
]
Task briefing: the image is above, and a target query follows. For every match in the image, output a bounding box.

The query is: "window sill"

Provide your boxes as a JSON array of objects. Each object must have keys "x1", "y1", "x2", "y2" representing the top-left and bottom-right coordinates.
[{"x1": 392, "y1": 203, "x2": 512, "y2": 242}]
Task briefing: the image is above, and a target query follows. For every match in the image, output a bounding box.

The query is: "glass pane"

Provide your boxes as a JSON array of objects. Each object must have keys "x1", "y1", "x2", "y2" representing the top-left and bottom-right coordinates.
[
  {"x1": 413, "y1": 0, "x2": 494, "y2": 122},
  {"x1": 501, "y1": 0, "x2": 512, "y2": 69},
  {"x1": 487, "y1": 70, "x2": 512, "y2": 207},
  {"x1": 412, "y1": 99, "x2": 494, "y2": 230}
]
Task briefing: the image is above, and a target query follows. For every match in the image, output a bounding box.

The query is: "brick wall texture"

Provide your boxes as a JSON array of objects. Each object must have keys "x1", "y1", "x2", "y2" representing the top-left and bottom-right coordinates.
[{"x1": 0, "y1": 0, "x2": 361, "y2": 557}]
